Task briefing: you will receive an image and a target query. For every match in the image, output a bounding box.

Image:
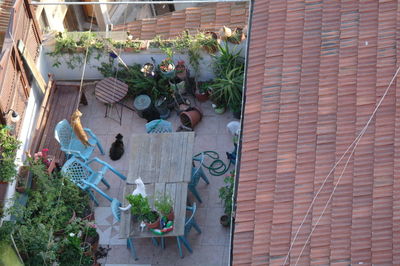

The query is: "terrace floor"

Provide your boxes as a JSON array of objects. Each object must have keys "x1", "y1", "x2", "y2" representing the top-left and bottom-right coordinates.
[{"x1": 79, "y1": 84, "x2": 237, "y2": 266}]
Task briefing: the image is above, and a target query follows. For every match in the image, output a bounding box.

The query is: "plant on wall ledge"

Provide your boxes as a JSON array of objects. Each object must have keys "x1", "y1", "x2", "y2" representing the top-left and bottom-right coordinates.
[
  {"x1": 47, "y1": 31, "x2": 104, "y2": 69},
  {"x1": 0, "y1": 125, "x2": 21, "y2": 183}
]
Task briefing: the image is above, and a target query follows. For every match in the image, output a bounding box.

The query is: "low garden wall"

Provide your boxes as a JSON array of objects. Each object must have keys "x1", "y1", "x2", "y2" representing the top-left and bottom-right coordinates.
[{"x1": 41, "y1": 33, "x2": 246, "y2": 81}]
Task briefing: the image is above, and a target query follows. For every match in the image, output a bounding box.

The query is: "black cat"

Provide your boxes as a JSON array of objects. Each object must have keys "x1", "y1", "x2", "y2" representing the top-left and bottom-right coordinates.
[{"x1": 109, "y1": 133, "x2": 124, "y2": 161}]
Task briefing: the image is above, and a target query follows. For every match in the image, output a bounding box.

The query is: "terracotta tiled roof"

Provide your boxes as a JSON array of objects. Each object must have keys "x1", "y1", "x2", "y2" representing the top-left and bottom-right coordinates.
[
  {"x1": 234, "y1": 0, "x2": 400, "y2": 265},
  {"x1": 112, "y1": 2, "x2": 249, "y2": 39}
]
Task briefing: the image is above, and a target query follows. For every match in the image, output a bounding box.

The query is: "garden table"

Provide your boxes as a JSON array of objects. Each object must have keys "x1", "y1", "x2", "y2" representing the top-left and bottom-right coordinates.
[
  {"x1": 119, "y1": 132, "x2": 195, "y2": 239},
  {"x1": 95, "y1": 77, "x2": 128, "y2": 125}
]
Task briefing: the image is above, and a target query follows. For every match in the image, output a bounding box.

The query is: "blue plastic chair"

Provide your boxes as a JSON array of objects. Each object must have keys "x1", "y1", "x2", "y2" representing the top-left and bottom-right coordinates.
[
  {"x1": 61, "y1": 156, "x2": 126, "y2": 206},
  {"x1": 55, "y1": 119, "x2": 105, "y2": 161},
  {"x1": 161, "y1": 203, "x2": 201, "y2": 258},
  {"x1": 189, "y1": 154, "x2": 210, "y2": 203},
  {"x1": 145, "y1": 119, "x2": 172, "y2": 133}
]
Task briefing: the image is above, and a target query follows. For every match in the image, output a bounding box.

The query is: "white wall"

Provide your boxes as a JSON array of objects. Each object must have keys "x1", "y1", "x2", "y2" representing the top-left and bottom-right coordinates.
[
  {"x1": 43, "y1": 41, "x2": 246, "y2": 81},
  {"x1": 3, "y1": 85, "x2": 42, "y2": 222},
  {"x1": 2, "y1": 49, "x2": 48, "y2": 222}
]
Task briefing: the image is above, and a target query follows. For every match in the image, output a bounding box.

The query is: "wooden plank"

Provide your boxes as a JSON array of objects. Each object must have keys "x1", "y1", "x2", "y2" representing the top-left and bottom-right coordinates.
[
  {"x1": 30, "y1": 75, "x2": 55, "y2": 154},
  {"x1": 183, "y1": 132, "x2": 195, "y2": 182},
  {"x1": 169, "y1": 133, "x2": 182, "y2": 182},
  {"x1": 17, "y1": 40, "x2": 46, "y2": 93}
]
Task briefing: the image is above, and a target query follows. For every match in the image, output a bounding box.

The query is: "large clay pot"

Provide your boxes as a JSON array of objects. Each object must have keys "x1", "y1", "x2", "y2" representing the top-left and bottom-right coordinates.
[{"x1": 180, "y1": 107, "x2": 203, "y2": 129}]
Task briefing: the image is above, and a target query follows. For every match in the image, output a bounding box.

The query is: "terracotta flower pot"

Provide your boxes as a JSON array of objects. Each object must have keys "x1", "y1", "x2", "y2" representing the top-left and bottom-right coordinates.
[
  {"x1": 180, "y1": 107, "x2": 203, "y2": 129},
  {"x1": 167, "y1": 210, "x2": 175, "y2": 222},
  {"x1": 145, "y1": 215, "x2": 161, "y2": 229},
  {"x1": 195, "y1": 92, "x2": 209, "y2": 102},
  {"x1": 124, "y1": 47, "x2": 135, "y2": 53}
]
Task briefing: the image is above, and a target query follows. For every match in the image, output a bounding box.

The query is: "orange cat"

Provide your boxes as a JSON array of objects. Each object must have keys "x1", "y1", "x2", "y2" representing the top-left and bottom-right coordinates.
[{"x1": 71, "y1": 110, "x2": 91, "y2": 147}]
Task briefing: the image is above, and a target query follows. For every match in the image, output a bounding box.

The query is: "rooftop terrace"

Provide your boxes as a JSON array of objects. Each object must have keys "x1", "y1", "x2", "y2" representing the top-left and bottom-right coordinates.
[{"x1": 80, "y1": 83, "x2": 235, "y2": 265}]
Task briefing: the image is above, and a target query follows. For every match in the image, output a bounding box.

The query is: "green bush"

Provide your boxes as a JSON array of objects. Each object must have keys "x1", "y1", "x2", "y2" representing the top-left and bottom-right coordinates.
[
  {"x1": 210, "y1": 43, "x2": 244, "y2": 111},
  {"x1": 5, "y1": 160, "x2": 92, "y2": 265},
  {"x1": 0, "y1": 125, "x2": 21, "y2": 183}
]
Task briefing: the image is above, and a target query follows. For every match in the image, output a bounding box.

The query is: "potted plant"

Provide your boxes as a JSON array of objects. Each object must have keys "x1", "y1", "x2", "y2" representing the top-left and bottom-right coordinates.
[
  {"x1": 154, "y1": 193, "x2": 174, "y2": 221},
  {"x1": 169, "y1": 76, "x2": 185, "y2": 94},
  {"x1": 0, "y1": 125, "x2": 21, "y2": 183},
  {"x1": 159, "y1": 47, "x2": 175, "y2": 78},
  {"x1": 199, "y1": 32, "x2": 219, "y2": 54},
  {"x1": 124, "y1": 41, "x2": 141, "y2": 52},
  {"x1": 195, "y1": 81, "x2": 212, "y2": 102},
  {"x1": 219, "y1": 171, "x2": 234, "y2": 227},
  {"x1": 83, "y1": 222, "x2": 99, "y2": 245},
  {"x1": 227, "y1": 27, "x2": 247, "y2": 44},
  {"x1": 160, "y1": 57, "x2": 175, "y2": 78},
  {"x1": 175, "y1": 60, "x2": 187, "y2": 80},
  {"x1": 127, "y1": 194, "x2": 160, "y2": 229},
  {"x1": 210, "y1": 43, "x2": 244, "y2": 115},
  {"x1": 141, "y1": 62, "x2": 156, "y2": 78}
]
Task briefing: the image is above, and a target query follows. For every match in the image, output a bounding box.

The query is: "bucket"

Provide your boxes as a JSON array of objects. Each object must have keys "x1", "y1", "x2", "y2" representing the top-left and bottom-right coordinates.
[
  {"x1": 133, "y1": 95, "x2": 152, "y2": 118},
  {"x1": 155, "y1": 98, "x2": 171, "y2": 119}
]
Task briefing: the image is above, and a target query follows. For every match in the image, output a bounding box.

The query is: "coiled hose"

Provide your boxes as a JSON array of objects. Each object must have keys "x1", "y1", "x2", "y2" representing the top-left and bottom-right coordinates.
[{"x1": 193, "y1": 151, "x2": 232, "y2": 176}]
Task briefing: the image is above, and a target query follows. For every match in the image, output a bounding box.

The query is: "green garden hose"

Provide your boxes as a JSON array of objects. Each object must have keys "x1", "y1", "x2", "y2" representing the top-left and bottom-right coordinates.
[{"x1": 194, "y1": 151, "x2": 232, "y2": 176}]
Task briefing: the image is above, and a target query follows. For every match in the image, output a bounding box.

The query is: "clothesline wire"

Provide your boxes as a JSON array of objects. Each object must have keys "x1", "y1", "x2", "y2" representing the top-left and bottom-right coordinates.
[{"x1": 282, "y1": 64, "x2": 400, "y2": 265}]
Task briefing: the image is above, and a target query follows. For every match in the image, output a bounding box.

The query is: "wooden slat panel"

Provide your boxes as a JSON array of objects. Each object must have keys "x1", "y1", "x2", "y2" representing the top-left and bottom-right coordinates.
[{"x1": 127, "y1": 132, "x2": 195, "y2": 184}]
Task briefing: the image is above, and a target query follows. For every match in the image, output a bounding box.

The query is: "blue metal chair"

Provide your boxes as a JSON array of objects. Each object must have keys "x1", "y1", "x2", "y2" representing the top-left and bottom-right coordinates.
[
  {"x1": 55, "y1": 119, "x2": 105, "y2": 161},
  {"x1": 161, "y1": 203, "x2": 201, "y2": 258},
  {"x1": 189, "y1": 154, "x2": 210, "y2": 203},
  {"x1": 61, "y1": 156, "x2": 126, "y2": 206},
  {"x1": 145, "y1": 119, "x2": 173, "y2": 133}
]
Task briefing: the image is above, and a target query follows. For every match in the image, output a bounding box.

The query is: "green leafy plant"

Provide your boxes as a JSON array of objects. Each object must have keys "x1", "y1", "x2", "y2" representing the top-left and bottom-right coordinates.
[
  {"x1": 210, "y1": 43, "x2": 244, "y2": 112},
  {"x1": 0, "y1": 125, "x2": 21, "y2": 183},
  {"x1": 48, "y1": 31, "x2": 104, "y2": 69},
  {"x1": 3, "y1": 158, "x2": 93, "y2": 265},
  {"x1": 197, "y1": 31, "x2": 218, "y2": 54},
  {"x1": 98, "y1": 62, "x2": 171, "y2": 101},
  {"x1": 154, "y1": 193, "x2": 173, "y2": 217},
  {"x1": 126, "y1": 194, "x2": 159, "y2": 223},
  {"x1": 219, "y1": 171, "x2": 234, "y2": 216},
  {"x1": 198, "y1": 81, "x2": 213, "y2": 94}
]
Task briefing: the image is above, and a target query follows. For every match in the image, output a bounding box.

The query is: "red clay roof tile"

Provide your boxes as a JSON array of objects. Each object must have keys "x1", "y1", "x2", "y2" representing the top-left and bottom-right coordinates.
[
  {"x1": 113, "y1": 3, "x2": 248, "y2": 40},
  {"x1": 233, "y1": 0, "x2": 400, "y2": 264}
]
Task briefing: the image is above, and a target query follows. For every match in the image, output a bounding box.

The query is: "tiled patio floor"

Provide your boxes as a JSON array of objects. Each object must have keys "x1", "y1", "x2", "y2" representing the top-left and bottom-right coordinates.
[{"x1": 79, "y1": 84, "x2": 237, "y2": 266}]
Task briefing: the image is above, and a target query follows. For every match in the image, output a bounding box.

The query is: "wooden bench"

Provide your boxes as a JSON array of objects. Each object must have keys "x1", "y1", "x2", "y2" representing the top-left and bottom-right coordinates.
[{"x1": 31, "y1": 78, "x2": 87, "y2": 163}]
